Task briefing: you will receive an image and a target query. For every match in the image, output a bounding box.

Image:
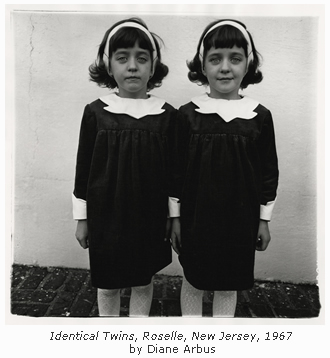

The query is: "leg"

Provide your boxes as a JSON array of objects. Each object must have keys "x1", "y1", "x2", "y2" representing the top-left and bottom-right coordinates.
[
  {"x1": 129, "y1": 279, "x2": 154, "y2": 317},
  {"x1": 180, "y1": 275, "x2": 203, "y2": 317},
  {"x1": 97, "y1": 288, "x2": 121, "y2": 317},
  {"x1": 213, "y1": 290, "x2": 237, "y2": 317}
]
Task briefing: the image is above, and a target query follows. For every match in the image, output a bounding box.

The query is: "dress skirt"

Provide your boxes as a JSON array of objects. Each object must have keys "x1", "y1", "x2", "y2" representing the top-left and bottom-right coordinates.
[
  {"x1": 74, "y1": 100, "x2": 177, "y2": 289},
  {"x1": 177, "y1": 102, "x2": 279, "y2": 291}
]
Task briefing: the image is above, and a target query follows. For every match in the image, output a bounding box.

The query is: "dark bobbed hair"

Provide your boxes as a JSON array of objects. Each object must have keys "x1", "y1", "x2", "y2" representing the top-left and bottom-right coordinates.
[
  {"x1": 187, "y1": 19, "x2": 263, "y2": 89},
  {"x1": 89, "y1": 18, "x2": 168, "y2": 91}
]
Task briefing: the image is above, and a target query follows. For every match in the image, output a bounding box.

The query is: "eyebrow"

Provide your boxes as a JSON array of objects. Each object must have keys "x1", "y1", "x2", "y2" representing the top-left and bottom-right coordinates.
[
  {"x1": 114, "y1": 49, "x2": 150, "y2": 56},
  {"x1": 207, "y1": 50, "x2": 245, "y2": 57}
]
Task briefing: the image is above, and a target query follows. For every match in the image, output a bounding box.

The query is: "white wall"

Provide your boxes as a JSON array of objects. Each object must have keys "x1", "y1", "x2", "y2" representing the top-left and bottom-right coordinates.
[{"x1": 10, "y1": 8, "x2": 321, "y2": 284}]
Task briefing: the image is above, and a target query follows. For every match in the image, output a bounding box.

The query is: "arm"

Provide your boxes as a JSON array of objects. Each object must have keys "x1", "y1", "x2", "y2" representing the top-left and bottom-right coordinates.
[
  {"x1": 73, "y1": 105, "x2": 97, "y2": 210},
  {"x1": 72, "y1": 105, "x2": 97, "y2": 245},
  {"x1": 167, "y1": 197, "x2": 181, "y2": 254},
  {"x1": 170, "y1": 217, "x2": 181, "y2": 255},
  {"x1": 167, "y1": 109, "x2": 189, "y2": 255},
  {"x1": 256, "y1": 111, "x2": 279, "y2": 250},
  {"x1": 258, "y1": 111, "x2": 279, "y2": 221}
]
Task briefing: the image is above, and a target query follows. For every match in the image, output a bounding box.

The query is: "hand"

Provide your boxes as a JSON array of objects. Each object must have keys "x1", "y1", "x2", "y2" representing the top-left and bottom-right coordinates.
[
  {"x1": 256, "y1": 220, "x2": 271, "y2": 251},
  {"x1": 170, "y1": 217, "x2": 181, "y2": 255},
  {"x1": 75, "y1": 220, "x2": 89, "y2": 249},
  {"x1": 164, "y1": 218, "x2": 172, "y2": 241}
]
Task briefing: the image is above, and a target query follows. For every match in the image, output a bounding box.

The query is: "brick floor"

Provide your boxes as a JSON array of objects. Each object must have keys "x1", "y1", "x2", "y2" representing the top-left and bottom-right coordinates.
[{"x1": 10, "y1": 264, "x2": 321, "y2": 318}]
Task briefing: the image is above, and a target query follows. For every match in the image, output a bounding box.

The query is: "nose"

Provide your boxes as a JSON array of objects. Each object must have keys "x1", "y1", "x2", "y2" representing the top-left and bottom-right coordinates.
[
  {"x1": 127, "y1": 57, "x2": 137, "y2": 72},
  {"x1": 220, "y1": 58, "x2": 230, "y2": 73}
]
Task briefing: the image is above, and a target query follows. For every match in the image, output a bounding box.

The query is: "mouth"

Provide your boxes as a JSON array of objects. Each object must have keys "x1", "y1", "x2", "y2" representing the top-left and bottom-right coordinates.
[
  {"x1": 218, "y1": 77, "x2": 233, "y2": 81},
  {"x1": 126, "y1": 76, "x2": 140, "y2": 80}
]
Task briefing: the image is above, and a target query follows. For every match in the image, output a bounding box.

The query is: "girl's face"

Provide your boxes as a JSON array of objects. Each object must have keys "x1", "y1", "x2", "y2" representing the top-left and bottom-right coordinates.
[
  {"x1": 203, "y1": 45, "x2": 248, "y2": 100},
  {"x1": 109, "y1": 42, "x2": 153, "y2": 99}
]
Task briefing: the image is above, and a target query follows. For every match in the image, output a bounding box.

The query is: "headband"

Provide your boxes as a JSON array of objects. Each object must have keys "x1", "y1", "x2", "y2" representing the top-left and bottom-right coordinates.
[
  {"x1": 102, "y1": 22, "x2": 158, "y2": 72},
  {"x1": 199, "y1": 20, "x2": 254, "y2": 68}
]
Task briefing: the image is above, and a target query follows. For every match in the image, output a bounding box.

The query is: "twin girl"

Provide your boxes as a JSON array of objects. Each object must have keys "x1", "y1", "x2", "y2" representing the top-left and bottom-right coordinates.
[{"x1": 73, "y1": 17, "x2": 279, "y2": 317}]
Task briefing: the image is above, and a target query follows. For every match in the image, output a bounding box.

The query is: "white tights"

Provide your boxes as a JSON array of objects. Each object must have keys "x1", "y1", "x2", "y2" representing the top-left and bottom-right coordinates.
[
  {"x1": 97, "y1": 287, "x2": 121, "y2": 317},
  {"x1": 97, "y1": 279, "x2": 154, "y2": 317},
  {"x1": 180, "y1": 276, "x2": 237, "y2": 317}
]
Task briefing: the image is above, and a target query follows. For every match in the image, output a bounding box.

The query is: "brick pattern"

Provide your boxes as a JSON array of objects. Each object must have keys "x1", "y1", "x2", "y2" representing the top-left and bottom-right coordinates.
[{"x1": 10, "y1": 264, "x2": 321, "y2": 318}]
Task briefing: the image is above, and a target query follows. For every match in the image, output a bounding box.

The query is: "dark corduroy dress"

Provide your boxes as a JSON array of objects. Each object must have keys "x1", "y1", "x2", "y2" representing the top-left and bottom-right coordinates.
[
  {"x1": 73, "y1": 98, "x2": 177, "y2": 289},
  {"x1": 177, "y1": 101, "x2": 279, "y2": 291}
]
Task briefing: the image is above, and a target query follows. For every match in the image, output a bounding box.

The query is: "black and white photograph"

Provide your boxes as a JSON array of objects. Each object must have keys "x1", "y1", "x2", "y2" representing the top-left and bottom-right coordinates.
[{"x1": 5, "y1": 2, "x2": 327, "y2": 356}]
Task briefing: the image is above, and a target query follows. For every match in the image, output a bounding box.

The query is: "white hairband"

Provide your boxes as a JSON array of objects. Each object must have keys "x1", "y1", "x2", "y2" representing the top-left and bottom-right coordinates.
[
  {"x1": 102, "y1": 22, "x2": 158, "y2": 72},
  {"x1": 199, "y1": 20, "x2": 254, "y2": 68}
]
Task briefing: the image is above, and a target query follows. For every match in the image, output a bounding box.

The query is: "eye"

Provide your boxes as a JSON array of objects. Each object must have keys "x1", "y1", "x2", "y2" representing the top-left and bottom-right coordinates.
[
  {"x1": 116, "y1": 56, "x2": 128, "y2": 63},
  {"x1": 209, "y1": 57, "x2": 221, "y2": 65},
  {"x1": 231, "y1": 57, "x2": 243, "y2": 64},
  {"x1": 137, "y1": 56, "x2": 148, "y2": 63}
]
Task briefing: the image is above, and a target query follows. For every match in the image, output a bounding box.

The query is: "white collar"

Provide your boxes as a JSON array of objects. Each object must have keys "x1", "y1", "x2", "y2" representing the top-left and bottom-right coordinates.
[
  {"x1": 99, "y1": 92, "x2": 165, "y2": 119},
  {"x1": 192, "y1": 93, "x2": 259, "y2": 122}
]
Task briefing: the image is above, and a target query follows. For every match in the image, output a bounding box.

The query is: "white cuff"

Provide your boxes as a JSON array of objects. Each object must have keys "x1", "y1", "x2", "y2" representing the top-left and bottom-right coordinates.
[
  {"x1": 260, "y1": 199, "x2": 276, "y2": 221},
  {"x1": 168, "y1": 197, "x2": 180, "y2": 217},
  {"x1": 72, "y1": 193, "x2": 87, "y2": 220}
]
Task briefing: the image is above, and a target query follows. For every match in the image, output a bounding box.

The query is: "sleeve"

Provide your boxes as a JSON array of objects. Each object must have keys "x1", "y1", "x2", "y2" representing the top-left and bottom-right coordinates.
[
  {"x1": 168, "y1": 197, "x2": 180, "y2": 217},
  {"x1": 167, "y1": 107, "x2": 191, "y2": 217},
  {"x1": 72, "y1": 104, "x2": 97, "y2": 220},
  {"x1": 258, "y1": 110, "x2": 279, "y2": 221}
]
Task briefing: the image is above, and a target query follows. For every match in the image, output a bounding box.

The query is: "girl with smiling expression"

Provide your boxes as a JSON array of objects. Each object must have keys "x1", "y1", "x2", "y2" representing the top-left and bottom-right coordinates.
[
  {"x1": 73, "y1": 18, "x2": 178, "y2": 317},
  {"x1": 171, "y1": 19, "x2": 279, "y2": 317}
]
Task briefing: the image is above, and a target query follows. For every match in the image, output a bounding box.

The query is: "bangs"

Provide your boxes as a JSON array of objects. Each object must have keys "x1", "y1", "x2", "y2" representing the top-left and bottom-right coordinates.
[
  {"x1": 203, "y1": 25, "x2": 248, "y2": 56},
  {"x1": 108, "y1": 27, "x2": 153, "y2": 55}
]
